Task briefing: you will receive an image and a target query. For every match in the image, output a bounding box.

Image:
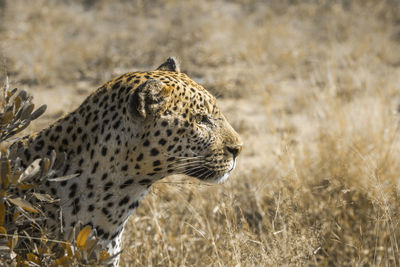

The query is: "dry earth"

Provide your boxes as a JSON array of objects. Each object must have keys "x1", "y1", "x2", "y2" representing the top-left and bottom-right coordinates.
[{"x1": 1, "y1": 0, "x2": 400, "y2": 265}]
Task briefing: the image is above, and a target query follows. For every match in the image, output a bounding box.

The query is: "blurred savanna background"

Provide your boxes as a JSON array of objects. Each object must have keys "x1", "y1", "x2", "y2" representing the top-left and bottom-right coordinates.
[{"x1": 1, "y1": 0, "x2": 400, "y2": 265}]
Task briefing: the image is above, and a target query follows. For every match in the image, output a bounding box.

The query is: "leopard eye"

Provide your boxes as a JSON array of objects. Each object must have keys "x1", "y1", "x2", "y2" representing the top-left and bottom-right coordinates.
[{"x1": 199, "y1": 115, "x2": 212, "y2": 125}]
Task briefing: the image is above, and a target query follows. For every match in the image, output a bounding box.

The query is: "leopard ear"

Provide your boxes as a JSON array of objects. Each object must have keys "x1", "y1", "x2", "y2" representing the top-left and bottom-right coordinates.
[
  {"x1": 128, "y1": 79, "x2": 172, "y2": 119},
  {"x1": 156, "y1": 57, "x2": 180, "y2": 73}
]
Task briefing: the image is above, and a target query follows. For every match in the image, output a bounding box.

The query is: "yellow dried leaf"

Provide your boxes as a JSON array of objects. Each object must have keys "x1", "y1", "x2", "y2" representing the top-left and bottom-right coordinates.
[
  {"x1": 16, "y1": 183, "x2": 35, "y2": 190},
  {"x1": 43, "y1": 158, "x2": 50, "y2": 173},
  {"x1": 7, "y1": 239, "x2": 11, "y2": 250},
  {"x1": 53, "y1": 256, "x2": 72, "y2": 267},
  {"x1": 17, "y1": 183, "x2": 35, "y2": 190},
  {"x1": 20, "y1": 103, "x2": 34, "y2": 120},
  {"x1": 7, "y1": 233, "x2": 18, "y2": 251},
  {"x1": 10, "y1": 170, "x2": 21, "y2": 185},
  {"x1": 62, "y1": 242, "x2": 73, "y2": 257},
  {"x1": 0, "y1": 159, "x2": 10, "y2": 189},
  {"x1": 77, "y1": 225, "x2": 92, "y2": 250},
  {"x1": 0, "y1": 202, "x2": 4, "y2": 226},
  {"x1": 83, "y1": 238, "x2": 97, "y2": 254},
  {"x1": 14, "y1": 96, "x2": 21, "y2": 113},
  {"x1": 16, "y1": 255, "x2": 22, "y2": 265},
  {"x1": 8, "y1": 197, "x2": 39, "y2": 213},
  {"x1": 49, "y1": 242, "x2": 57, "y2": 250},
  {"x1": 1, "y1": 110, "x2": 13, "y2": 125},
  {"x1": 2, "y1": 173, "x2": 9, "y2": 190},
  {"x1": 99, "y1": 250, "x2": 110, "y2": 262},
  {"x1": 26, "y1": 253, "x2": 39, "y2": 263},
  {"x1": 0, "y1": 226, "x2": 6, "y2": 238},
  {"x1": 75, "y1": 250, "x2": 81, "y2": 260}
]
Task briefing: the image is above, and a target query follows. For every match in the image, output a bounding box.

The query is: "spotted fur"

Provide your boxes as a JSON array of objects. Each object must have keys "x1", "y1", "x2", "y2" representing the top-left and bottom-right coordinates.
[{"x1": 9, "y1": 57, "x2": 242, "y2": 265}]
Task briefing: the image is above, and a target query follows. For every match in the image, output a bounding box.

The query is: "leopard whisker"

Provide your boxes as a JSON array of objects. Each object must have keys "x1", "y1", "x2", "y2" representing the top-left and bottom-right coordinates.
[
  {"x1": 204, "y1": 170, "x2": 216, "y2": 180},
  {"x1": 170, "y1": 161, "x2": 207, "y2": 168},
  {"x1": 184, "y1": 166, "x2": 208, "y2": 177}
]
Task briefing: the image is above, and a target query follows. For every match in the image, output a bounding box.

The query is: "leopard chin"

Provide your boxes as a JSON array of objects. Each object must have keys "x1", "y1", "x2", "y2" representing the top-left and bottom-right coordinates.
[{"x1": 215, "y1": 160, "x2": 236, "y2": 184}]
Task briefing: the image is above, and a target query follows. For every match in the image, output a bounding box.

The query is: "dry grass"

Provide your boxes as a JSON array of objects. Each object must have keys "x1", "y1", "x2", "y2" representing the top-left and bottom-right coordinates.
[{"x1": 1, "y1": 0, "x2": 400, "y2": 265}]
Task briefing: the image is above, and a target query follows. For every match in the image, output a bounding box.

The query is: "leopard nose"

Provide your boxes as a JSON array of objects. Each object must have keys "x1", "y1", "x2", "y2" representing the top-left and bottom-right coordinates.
[{"x1": 227, "y1": 144, "x2": 242, "y2": 158}]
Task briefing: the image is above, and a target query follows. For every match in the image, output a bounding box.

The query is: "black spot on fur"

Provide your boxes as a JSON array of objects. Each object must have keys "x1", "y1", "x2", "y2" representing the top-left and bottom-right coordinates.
[
  {"x1": 111, "y1": 231, "x2": 120, "y2": 239},
  {"x1": 91, "y1": 124, "x2": 99, "y2": 132},
  {"x1": 113, "y1": 120, "x2": 121, "y2": 129},
  {"x1": 150, "y1": 148, "x2": 159, "y2": 156},
  {"x1": 104, "y1": 182, "x2": 114, "y2": 191},
  {"x1": 103, "y1": 232, "x2": 110, "y2": 239},
  {"x1": 139, "y1": 179, "x2": 151, "y2": 185},
  {"x1": 91, "y1": 162, "x2": 99, "y2": 174},
  {"x1": 101, "y1": 147, "x2": 107, "y2": 156},
  {"x1": 103, "y1": 194, "x2": 113, "y2": 201},
  {"x1": 129, "y1": 201, "x2": 139, "y2": 210},
  {"x1": 69, "y1": 183, "x2": 78, "y2": 198},
  {"x1": 112, "y1": 81, "x2": 121, "y2": 90},
  {"x1": 119, "y1": 196, "x2": 130, "y2": 206},
  {"x1": 120, "y1": 179, "x2": 134, "y2": 189},
  {"x1": 34, "y1": 140, "x2": 44, "y2": 151},
  {"x1": 72, "y1": 198, "x2": 80, "y2": 215},
  {"x1": 97, "y1": 228, "x2": 104, "y2": 237},
  {"x1": 86, "y1": 178, "x2": 94, "y2": 189},
  {"x1": 24, "y1": 150, "x2": 31, "y2": 161},
  {"x1": 102, "y1": 208, "x2": 109, "y2": 215}
]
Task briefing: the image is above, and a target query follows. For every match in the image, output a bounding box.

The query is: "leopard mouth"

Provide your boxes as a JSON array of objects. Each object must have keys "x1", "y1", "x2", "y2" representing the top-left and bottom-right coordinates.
[{"x1": 186, "y1": 160, "x2": 236, "y2": 183}]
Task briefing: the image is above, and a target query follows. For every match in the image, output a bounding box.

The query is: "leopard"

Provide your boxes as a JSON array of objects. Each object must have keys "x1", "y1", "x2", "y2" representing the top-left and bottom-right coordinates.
[{"x1": 8, "y1": 57, "x2": 242, "y2": 266}]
